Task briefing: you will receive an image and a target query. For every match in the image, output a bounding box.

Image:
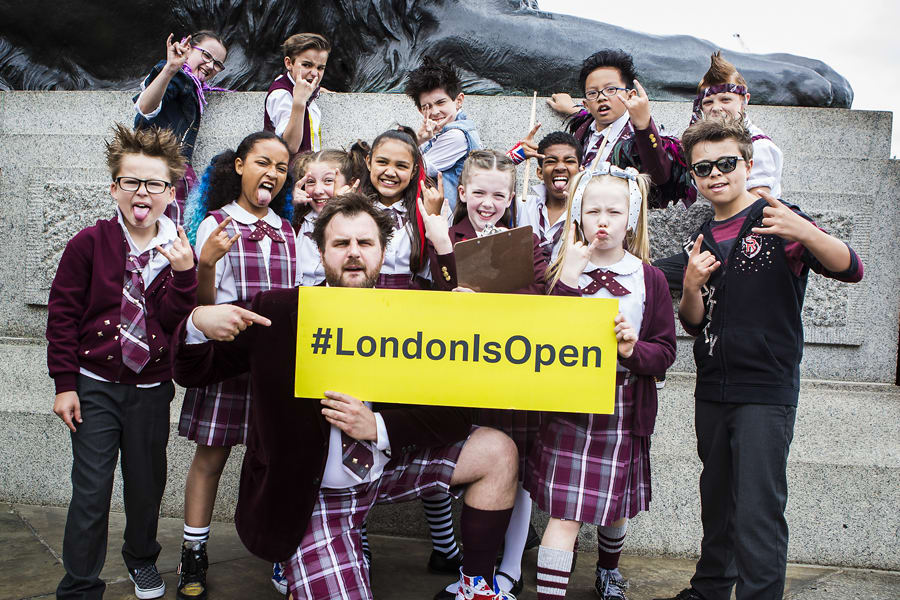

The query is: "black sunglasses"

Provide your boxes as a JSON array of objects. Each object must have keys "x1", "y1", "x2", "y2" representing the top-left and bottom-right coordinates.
[{"x1": 690, "y1": 156, "x2": 745, "y2": 178}]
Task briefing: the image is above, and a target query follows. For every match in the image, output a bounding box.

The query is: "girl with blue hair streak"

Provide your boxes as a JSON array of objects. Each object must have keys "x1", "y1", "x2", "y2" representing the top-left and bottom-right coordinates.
[{"x1": 176, "y1": 131, "x2": 297, "y2": 600}]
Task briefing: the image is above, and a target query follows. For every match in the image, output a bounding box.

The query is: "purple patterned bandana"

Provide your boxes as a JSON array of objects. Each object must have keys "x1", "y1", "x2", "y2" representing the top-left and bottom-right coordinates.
[
  {"x1": 181, "y1": 63, "x2": 231, "y2": 115},
  {"x1": 690, "y1": 83, "x2": 748, "y2": 125}
]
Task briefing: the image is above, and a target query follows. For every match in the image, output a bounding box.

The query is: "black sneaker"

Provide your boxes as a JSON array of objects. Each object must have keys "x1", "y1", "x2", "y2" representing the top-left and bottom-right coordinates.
[
  {"x1": 595, "y1": 567, "x2": 628, "y2": 599},
  {"x1": 653, "y1": 589, "x2": 706, "y2": 600},
  {"x1": 427, "y1": 549, "x2": 463, "y2": 574},
  {"x1": 129, "y1": 564, "x2": 165, "y2": 599},
  {"x1": 177, "y1": 541, "x2": 209, "y2": 599}
]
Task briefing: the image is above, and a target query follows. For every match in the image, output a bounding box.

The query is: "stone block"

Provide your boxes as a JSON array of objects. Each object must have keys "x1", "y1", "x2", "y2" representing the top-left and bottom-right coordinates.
[{"x1": 1, "y1": 91, "x2": 896, "y2": 381}]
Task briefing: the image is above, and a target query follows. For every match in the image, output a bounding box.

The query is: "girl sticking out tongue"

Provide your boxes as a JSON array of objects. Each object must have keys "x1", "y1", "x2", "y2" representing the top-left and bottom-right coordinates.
[{"x1": 178, "y1": 131, "x2": 299, "y2": 599}]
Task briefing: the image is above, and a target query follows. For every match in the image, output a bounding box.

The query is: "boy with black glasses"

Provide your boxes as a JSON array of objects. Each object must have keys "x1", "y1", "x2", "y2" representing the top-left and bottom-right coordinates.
[{"x1": 47, "y1": 124, "x2": 198, "y2": 599}]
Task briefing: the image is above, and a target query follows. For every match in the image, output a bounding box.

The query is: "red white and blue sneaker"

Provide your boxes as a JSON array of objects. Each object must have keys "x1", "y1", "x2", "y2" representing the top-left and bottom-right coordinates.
[
  {"x1": 271, "y1": 562, "x2": 289, "y2": 595},
  {"x1": 455, "y1": 572, "x2": 517, "y2": 599}
]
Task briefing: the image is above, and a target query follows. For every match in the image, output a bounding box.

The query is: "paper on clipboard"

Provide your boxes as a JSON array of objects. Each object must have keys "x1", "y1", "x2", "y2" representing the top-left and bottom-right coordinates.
[{"x1": 454, "y1": 226, "x2": 534, "y2": 293}]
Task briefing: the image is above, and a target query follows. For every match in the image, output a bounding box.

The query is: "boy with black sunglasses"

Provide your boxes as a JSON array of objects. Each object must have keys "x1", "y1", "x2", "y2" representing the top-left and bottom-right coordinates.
[{"x1": 654, "y1": 116, "x2": 863, "y2": 600}]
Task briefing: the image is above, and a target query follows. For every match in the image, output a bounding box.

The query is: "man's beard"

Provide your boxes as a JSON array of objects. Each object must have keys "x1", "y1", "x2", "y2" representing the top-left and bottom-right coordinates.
[{"x1": 323, "y1": 260, "x2": 379, "y2": 288}]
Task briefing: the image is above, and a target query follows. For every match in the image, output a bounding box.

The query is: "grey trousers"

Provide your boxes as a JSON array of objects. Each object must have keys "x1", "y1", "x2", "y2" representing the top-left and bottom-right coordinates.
[
  {"x1": 56, "y1": 375, "x2": 173, "y2": 599},
  {"x1": 690, "y1": 400, "x2": 796, "y2": 600}
]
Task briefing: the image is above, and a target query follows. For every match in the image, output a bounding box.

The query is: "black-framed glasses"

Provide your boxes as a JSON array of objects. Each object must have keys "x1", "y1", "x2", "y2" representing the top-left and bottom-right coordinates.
[
  {"x1": 192, "y1": 45, "x2": 226, "y2": 72},
  {"x1": 585, "y1": 86, "x2": 628, "y2": 101},
  {"x1": 114, "y1": 177, "x2": 172, "y2": 194},
  {"x1": 690, "y1": 156, "x2": 745, "y2": 178}
]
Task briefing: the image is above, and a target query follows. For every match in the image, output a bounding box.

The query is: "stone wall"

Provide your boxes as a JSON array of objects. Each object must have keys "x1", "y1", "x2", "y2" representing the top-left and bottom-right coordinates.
[{"x1": 1, "y1": 91, "x2": 898, "y2": 569}]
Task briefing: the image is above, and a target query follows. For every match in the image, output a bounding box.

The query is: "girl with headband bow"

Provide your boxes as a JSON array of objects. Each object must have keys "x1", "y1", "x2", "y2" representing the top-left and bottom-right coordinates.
[
  {"x1": 526, "y1": 163, "x2": 677, "y2": 600},
  {"x1": 134, "y1": 31, "x2": 229, "y2": 229}
]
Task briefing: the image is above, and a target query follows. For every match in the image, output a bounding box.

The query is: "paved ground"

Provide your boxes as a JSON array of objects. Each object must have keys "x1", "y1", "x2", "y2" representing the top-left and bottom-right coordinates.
[{"x1": 3, "y1": 503, "x2": 898, "y2": 599}]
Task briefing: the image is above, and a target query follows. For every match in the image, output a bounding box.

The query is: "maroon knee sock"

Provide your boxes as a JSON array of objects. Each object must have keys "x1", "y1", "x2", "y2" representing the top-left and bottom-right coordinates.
[{"x1": 460, "y1": 504, "x2": 513, "y2": 583}]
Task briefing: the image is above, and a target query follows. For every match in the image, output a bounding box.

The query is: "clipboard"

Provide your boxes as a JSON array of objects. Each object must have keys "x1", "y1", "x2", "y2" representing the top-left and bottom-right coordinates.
[{"x1": 454, "y1": 226, "x2": 534, "y2": 293}]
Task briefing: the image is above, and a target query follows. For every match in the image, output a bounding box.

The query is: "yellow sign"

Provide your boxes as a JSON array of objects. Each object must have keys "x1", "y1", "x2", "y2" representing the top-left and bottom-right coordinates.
[{"x1": 295, "y1": 287, "x2": 618, "y2": 414}]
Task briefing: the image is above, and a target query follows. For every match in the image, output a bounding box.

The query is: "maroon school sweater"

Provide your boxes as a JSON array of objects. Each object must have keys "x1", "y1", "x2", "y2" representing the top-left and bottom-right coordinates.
[{"x1": 46, "y1": 217, "x2": 198, "y2": 393}]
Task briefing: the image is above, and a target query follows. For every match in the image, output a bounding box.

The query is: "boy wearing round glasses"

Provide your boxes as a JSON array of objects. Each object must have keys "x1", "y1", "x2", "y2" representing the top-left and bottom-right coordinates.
[
  {"x1": 545, "y1": 49, "x2": 671, "y2": 182},
  {"x1": 656, "y1": 116, "x2": 863, "y2": 600},
  {"x1": 134, "y1": 30, "x2": 228, "y2": 227},
  {"x1": 48, "y1": 124, "x2": 198, "y2": 600}
]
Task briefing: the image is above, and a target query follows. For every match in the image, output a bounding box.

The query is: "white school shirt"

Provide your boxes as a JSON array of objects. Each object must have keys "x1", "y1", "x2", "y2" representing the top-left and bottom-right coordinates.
[
  {"x1": 297, "y1": 211, "x2": 325, "y2": 286},
  {"x1": 184, "y1": 311, "x2": 393, "y2": 489},
  {"x1": 374, "y1": 200, "x2": 431, "y2": 280},
  {"x1": 746, "y1": 119, "x2": 783, "y2": 199},
  {"x1": 578, "y1": 251, "x2": 645, "y2": 372},
  {"x1": 420, "y1": 128, "x2": 468, "y2": 177},
  {"x1": 195, "y1": 202, "x2": 297, "y2": 304},
  {"x1": 583, "y1": 111, "x2": 632, "y2": 165},
  {"x1": 517, "y1": 183, "x2": 566, "y2": 250},
  {"x1": 80, "y1": 209, "x2": 180, "y2": 387},
  {"x1": 265, "y1": 72, "x2": 322, "y2": 152}
]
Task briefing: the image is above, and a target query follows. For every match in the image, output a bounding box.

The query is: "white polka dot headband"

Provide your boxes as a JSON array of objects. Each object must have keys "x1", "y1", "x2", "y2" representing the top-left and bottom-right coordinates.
[{"x1": 570, "y1": 162, "x2": 643, "y2": 232}]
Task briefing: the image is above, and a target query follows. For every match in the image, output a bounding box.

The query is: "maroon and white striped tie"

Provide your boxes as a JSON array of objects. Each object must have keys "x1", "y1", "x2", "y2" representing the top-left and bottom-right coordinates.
[{"x1": 120, "y1": 249, "x2": 153, "y2": 373}]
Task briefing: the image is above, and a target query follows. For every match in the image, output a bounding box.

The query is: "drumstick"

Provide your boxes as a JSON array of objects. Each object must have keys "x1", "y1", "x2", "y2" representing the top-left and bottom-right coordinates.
[{"x1": 521, "y1": 91, "x2": 537, "y2": 203}]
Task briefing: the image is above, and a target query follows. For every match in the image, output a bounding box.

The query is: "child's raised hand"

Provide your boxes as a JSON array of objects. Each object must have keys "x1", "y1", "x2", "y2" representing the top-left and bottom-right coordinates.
[
  {"x1": 421, "y1": 172, "x2": 445, "y2": 216},
  {"x1": 751, "y1": 192, "x2": 814, "y2": 243},
  {"x1": 519, "y1": 122, "x2": 545, "y2": 160},
  {"x1": 53, "y1": 391, "x2": 82, "y2": 432},
  {"x1": 199, "y1": 216, "x2": 240, "y2": 268},
  {"x1": 417, "y1": 188, "x2": 452, "y2": 254},
  {"x1": 683, "y1": 233, "x2": 720, "y2": 291},
  {"x1": 547, "y1": 92, "x2": 580, "y2": 116},
  {"x1": 293, "y1": 174, "x2": 313, "y2": 207},
  {"x1": 293, "y1": 71, "x2": 319, "y2": 106},
  {"x1": 560, "y1": 226, "x2": 600, "y2": 288},
  {"x1": 614, "y1": 312, "x2": 638, "y2": 358},
  {"x1": 336, "y1": 178, "x2": 360, "y2": 196},
  {"x1": 417, "y1": 117, "x2": 440, "y2": 145},
  {"x1": 617, "y1": 80, "x2": 651, "y2": 130},
  {"x1": 165, "y1": 34, "x2": 191, "y2": 71},
  {"x1": 156, "y1": 227, "x2": 195, "y2": 272}
]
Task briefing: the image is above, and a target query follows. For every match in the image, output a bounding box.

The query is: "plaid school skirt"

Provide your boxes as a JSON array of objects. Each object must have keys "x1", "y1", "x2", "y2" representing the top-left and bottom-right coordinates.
[
  {"x1": 283, "y1": 439, "x2": 465, "y2": 600},
  {"x1": 473, "y1": 408, "x2": 540, "y2": 478},
  {"x1": 524, "y1": 379, "x2": 652, "y2": 526},
  {"x1": 178, "y1": 372, "x2": 251, "y2": 447}
]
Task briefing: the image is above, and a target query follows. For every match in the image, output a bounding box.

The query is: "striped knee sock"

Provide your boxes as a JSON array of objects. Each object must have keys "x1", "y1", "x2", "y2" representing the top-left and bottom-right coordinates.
[
  {"x1": 596, "y1": 523, "x2": 627, "y2": 570},
  {"x1": 360, "y1": 522, "x2": 372, "y2": 567},
  {"x1": 183, "y1": 524, "x2": 210, "y2": 546},
  {"x1": 422, "y1": 492, "x2": 460, "y2": 559},
  {"x1": 536, "y1": 546, "x2": 572, "y2": 599}
]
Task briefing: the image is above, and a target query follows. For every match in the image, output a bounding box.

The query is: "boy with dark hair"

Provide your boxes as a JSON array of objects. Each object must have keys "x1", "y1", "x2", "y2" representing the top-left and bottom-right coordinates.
[
  {"x1": 405, "y1": 56, "x2": 483, "y2": 211},
  {"x1": 655, "y1": 116, "x2": 863, "y2": 600},
  {"x1": 264, "y1": 33, "x2": 332, "y2": 155},
  {"x1": 514, "y1": 129, "x2": 584, "y2": 259},
  {"x1": 545, "y1": 49, "x2": 671, "y2": 186},
  {"x1": 48, "y1": 124, "x2": 198, "y2": 599}
]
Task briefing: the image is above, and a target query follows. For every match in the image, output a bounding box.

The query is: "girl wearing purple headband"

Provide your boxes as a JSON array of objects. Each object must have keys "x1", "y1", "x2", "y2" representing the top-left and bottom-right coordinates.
[{"x1": 133, "y1": 31, "x2": 229, "y2": 228}]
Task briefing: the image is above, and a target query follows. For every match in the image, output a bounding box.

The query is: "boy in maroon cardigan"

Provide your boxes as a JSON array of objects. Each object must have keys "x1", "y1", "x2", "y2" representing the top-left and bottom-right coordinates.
[{"x1": 47, "y1": 124, "x2": 198, "y2": 600}]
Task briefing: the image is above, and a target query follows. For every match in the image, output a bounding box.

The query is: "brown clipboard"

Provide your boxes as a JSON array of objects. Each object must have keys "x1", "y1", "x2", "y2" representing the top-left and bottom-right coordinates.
[{"x1": 454, "y1": 226, "x2": 534, "y2": 293}]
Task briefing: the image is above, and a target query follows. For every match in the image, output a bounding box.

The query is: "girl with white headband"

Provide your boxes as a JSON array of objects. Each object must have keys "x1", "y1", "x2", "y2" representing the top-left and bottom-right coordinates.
[{"x1": 525, "y1": 163, "x2": 677, "y2": 600}]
